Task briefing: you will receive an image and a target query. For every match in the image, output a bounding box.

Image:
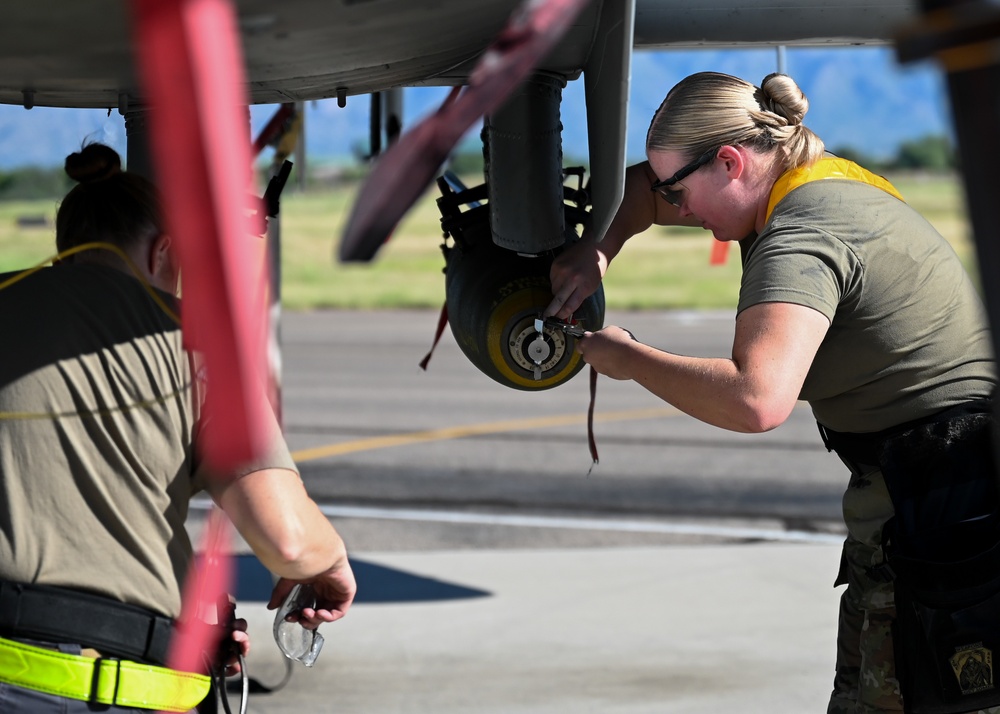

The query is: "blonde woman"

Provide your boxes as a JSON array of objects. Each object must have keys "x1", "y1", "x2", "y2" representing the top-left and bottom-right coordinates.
[{"x1": 547, "y1": 72, "x2": 998, "y2": 713}]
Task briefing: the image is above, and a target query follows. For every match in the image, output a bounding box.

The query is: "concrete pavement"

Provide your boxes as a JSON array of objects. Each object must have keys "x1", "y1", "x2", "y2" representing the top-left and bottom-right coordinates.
[
  {"x1": 195, "y1": 309, "x2": 850, "y2": 713},
  {"x1": 219, "y1": 540, "x2": 845, "y2": 714}
]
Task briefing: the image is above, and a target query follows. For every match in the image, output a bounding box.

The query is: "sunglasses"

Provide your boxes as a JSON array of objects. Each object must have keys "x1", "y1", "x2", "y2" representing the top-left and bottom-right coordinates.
[{"x1": 650, "y1": 146, "x2": 719, "y2": 207}]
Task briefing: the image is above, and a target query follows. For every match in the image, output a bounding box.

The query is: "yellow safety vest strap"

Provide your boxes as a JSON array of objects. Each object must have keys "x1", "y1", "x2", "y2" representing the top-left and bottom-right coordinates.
[
  {"x1": 765, "y1": 157, "x2": 905, "y2": 223},
  {"x1": 0, "y1": 636, "x2": 211, "y2": 712}
]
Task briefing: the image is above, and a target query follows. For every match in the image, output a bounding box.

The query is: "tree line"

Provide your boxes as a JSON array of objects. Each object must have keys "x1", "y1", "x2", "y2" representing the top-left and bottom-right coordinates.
[
  {"x1": 829, "y1": 134, "x2": 955, "y2": 173},
  {"x1": 0, "y1": 134, "x2": 957, "y2": 202}
]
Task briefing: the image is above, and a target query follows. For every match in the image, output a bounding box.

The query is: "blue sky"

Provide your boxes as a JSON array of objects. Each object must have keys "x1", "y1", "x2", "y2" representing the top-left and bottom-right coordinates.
[{"x1": 0, "y1": 46, "x2": 951, "y2": 170}]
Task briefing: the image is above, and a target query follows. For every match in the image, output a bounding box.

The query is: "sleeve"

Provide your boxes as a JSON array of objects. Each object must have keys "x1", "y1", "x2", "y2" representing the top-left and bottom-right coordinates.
[
  {"x1": 737, "y1": 225, "x2": 860, "y2": 321},
  {"x1": 189, "y1": 352, "x2": 298, "y2": 490}
]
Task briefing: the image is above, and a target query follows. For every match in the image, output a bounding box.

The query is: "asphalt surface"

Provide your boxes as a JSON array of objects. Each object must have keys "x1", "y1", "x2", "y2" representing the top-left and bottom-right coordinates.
[{"x1": 188, "y1": 308, "x2": 852, "y2": 713}]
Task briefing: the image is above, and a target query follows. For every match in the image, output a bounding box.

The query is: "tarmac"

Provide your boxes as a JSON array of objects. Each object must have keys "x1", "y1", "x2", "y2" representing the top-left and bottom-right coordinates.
[
  {"x1": 213, "y1": 534, "x2": 846, "y2": 714},
  {"x1": 192, "y1": 309, "x2": 850, "y2": 713}
]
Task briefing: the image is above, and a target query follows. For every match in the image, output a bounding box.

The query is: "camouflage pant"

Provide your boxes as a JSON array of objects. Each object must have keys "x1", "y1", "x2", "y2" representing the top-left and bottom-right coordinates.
[{"x1": 826, "y1": 464, "x2": 1000, "y2": 714}]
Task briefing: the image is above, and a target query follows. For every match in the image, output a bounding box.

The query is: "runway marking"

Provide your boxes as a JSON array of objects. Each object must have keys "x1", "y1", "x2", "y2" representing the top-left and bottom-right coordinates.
[
  {"x1": 290, "y1": 407, "x2": 681, "y2": 462},
  {"x1": 189, "y1": 499, "x2": 843, "y2": 544},
  {"x1": 316, "y1": 505, "x2": 844, "y2": 544}
]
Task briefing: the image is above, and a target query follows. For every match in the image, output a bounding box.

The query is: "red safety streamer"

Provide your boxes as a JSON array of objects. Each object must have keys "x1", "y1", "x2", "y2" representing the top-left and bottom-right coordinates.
[
  {"x1": 130, "y1": 0, "x2": 271, "y2": 472},
  {"x1": 253, "y1": 103, "x2": 296, "y2": 158},
  {"x1": 129, "y1": 0, "x2": 267, "y2": 699},
  {"x1": 340, "y1": 0, "x2": 595, "y2": 262},
  {"x1": 586, "y1": 365, "x2": 599, "y2": 474},
  {"x1": 168, "y1": 509, "x2": 233, "y2": 678},
  {"x1": 419, "y1": 302, "x2": 450, "y2": 371}
]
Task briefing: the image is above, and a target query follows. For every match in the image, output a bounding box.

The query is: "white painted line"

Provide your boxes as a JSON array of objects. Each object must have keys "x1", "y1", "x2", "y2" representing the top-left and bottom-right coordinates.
[{"x1": 190, "y1": 499, "x2": 845, "y2": 545}]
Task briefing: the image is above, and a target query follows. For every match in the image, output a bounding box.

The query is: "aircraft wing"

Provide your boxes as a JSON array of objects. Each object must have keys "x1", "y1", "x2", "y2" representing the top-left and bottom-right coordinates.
[
  {"x1": 0, "y1": 1, "x2": 915, "y2": 110},
  {"x1": 0, "y1": 0, "x2": 926, "y2": 396}
]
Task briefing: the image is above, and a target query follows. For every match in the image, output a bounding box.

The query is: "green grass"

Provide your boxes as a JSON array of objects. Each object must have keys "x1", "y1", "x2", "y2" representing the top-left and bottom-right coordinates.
[
  {"x1": 600, "y1": 228, "x2": 744, "y2": 309},
  {"x1": 278, "y1": 182, "x2": 451, "y2": 309},
  {"x1": 0, "y1": 171, "x2": 977, "y2": 309},
  {"x1": 0, "y1": 199, "x2": 63, "y2": 272}
]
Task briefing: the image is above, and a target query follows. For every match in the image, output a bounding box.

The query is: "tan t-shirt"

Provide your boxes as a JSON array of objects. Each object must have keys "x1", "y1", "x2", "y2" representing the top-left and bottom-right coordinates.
[
  {"x1": 0, "y1": 264, "x2": 296, "y2": 617},
  {"x1": 738, "y1": 178, "x2": 995, "y2": 433}
]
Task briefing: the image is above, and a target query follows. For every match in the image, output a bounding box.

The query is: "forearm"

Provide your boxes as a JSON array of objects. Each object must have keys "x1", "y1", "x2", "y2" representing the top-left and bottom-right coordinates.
[
  {"x1": 624, "y1": 343, "x2": 780, "y2": 433},
  {"x1": 578, "y1": 307, "x2": 821, "y2": 433},
  {"x1": 548, "y1": 162, "x2": 704, "y2": 319},
  {"x1": 549, "y1": 163, "x2": 660, "y2": 318},
  {"x1": 211, "y1": 468, "x2": 349, "y2": 580},
  {"x1": 594, "y1": 161, "x2": 701, "y2": 254},
  {"x1": 592, "y1": 162, "x2": 660, "y2": 258}
]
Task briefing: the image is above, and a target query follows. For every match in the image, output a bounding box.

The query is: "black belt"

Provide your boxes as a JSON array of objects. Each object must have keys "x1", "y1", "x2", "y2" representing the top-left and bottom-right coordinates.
[
  {"x1": 0, "y1": 580, "x2": 173, "y2": 665},
  {"x1": 817, "y1": 399, "x2": 993, "y2": 466}
]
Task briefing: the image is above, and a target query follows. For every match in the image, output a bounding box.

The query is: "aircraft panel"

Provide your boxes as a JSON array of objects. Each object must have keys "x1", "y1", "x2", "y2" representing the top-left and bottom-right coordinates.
[
  {"x1": 0, "y1": 0, "x2": 918, "y2": 109},
  {"x1": 633, "y1": 0, "x2": 918, "y2": 47}
]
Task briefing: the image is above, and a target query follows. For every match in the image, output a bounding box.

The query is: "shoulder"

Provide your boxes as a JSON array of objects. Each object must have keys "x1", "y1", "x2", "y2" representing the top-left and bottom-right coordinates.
[
  {"x1": 0, "y1": 263, "x2": 180, "y2": 347},
  {"x1": 740, "y1": 192, "x2": 868, "y2": 320},
  {"x1": 770, "y1": 178, "x2": 912, "y2": 236}
]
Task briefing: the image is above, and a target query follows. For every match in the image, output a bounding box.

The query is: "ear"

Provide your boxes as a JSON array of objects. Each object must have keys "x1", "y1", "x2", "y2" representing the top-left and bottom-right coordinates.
[
  {"x1": 716, "y1": 145, "x2": 746, "y2": 180},
  {"x1": 148, "y1": 233, "x2": 172, "y2": 276}
]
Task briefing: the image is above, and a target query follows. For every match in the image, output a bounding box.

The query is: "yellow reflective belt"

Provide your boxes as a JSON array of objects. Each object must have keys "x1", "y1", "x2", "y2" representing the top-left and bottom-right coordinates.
[
  {"x1": 0, "y1": 636, "x2": 210, "y2": 712},
  {"x1": 765, "y1": 156, "x2": 905, "y2": 223}
]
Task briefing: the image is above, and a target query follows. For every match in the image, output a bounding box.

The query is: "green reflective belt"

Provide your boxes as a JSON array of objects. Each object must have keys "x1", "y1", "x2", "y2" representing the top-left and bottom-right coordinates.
[{"x1": 0, "y1": 636, "x2": 211, "y2": 712}]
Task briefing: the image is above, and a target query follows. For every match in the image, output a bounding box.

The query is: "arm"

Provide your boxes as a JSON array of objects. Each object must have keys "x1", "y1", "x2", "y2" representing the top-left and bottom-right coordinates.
[
  {"x1": 576, "y1": 302, "x2": 830, "y2": 432},
  {"x1": 206, "y1": 468, "x2": 356, "y2": 626},
  {"x1": 546, "y1": 161, "x2": 698, "y2": 320}
]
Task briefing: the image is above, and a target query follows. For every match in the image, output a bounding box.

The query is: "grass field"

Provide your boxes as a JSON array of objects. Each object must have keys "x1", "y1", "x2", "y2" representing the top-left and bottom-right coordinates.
[{"x1": 0, "y1": 171, "x2": 976, "y2": 311}]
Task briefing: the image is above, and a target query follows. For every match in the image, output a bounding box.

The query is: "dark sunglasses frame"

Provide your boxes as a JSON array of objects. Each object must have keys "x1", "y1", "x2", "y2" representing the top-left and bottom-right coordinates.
[{"x1": 650, "y1": 146, "x2": 719, "y2": 206}]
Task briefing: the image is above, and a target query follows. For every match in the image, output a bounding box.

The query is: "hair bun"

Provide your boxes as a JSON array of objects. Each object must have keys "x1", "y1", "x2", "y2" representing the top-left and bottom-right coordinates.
[
  {"x1": 64, "y1": 143, "x2": 122, "y2": 184},
  {"x1": 758, "y1": 73, "x2": 809, "y2": 126}
]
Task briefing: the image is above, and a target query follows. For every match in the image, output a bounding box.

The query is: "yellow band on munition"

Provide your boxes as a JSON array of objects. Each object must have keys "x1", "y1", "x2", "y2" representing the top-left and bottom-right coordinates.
[{"x1": 0, "y1": 636, "x2": 211, "y2": 712}]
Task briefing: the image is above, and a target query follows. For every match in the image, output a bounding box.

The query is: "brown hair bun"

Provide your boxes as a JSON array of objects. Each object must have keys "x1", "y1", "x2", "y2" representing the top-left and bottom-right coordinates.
[{"x1": 64, "y1": 143, "x2": 122, "y2": 184}]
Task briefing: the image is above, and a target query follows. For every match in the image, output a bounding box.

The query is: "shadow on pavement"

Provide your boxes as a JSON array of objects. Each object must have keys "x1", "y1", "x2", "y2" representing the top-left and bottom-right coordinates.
[{"x1": 232, "y1": 553, "x2": 492, "y2": 604}]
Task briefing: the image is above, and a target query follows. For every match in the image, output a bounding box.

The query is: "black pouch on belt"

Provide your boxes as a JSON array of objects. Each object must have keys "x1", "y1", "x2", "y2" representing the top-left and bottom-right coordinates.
[{"x1": 878, "y1": 411, "x2": 1000, "y2": 713}]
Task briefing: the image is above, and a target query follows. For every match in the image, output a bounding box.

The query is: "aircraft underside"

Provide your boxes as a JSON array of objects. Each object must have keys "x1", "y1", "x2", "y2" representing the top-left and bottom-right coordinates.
[{"x1": 0, "y1": 0, "x2": 919, "y2": 390}]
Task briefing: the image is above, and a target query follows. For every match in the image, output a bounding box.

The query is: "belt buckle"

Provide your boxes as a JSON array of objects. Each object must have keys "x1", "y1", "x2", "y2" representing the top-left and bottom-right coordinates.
[{"x1": 89, "y1": 657, "x2": 122, "y2": 705}]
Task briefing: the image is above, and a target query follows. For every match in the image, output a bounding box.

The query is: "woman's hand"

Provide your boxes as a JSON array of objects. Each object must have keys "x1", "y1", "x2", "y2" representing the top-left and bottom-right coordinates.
[
  {"x1": 267, "y1": 558, "x2": 358, "y2": 630},
  {"x1": 220, "y1": 617, "x2": 250, "y2": 676},
  {"x1": 544, "y1": 239, "x2": 609, "y2": 320},
  {"x1": 575, "y1": 326, "x2": 639, "y2": 380}
]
